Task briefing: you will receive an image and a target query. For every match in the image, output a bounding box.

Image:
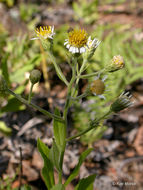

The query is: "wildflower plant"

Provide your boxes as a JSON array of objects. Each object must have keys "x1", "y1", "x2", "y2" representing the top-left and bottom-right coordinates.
[{"x1": 0, "y1": 26, "x2": 132, "y2": 190}]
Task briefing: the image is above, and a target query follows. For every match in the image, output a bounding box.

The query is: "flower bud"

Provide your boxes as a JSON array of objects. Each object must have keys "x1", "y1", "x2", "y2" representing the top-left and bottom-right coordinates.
[
  {"x1": 105, "y1": 55, "x2": 124, "y2": 72},
  {"x1": 86, "y1": 36, "x2": 101, "y2": 60},
  {"x1": 29, "y1": 69, "x2": 41, "y2": 85},
  {"x1": 110, "y1": 92, "x2": 132, "y2": 113},
  {"x1": 0, "y1": 75, "x2": 8, "y2": 96}
]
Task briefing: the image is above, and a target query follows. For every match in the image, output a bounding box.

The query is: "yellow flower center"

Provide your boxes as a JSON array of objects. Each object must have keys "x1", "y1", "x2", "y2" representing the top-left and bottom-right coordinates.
[
  {"x1": 90, "y1": 79, "x2": 105, "y2": 95},
  {"x1": 68, "y1": 29, "x2": 88, "y2": 48},
  {"x1": 35, "y1": 26, "x2": 52, "y2": 39}
]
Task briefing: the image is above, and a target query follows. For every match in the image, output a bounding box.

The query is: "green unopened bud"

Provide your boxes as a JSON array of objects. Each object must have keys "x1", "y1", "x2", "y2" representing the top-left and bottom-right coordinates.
[
  {"x1": 105, "y1": 55, "x2": 124, "y2": 72},
  {"x1": 0, "y1": 75, "x2": 8, "y2": 96},
  {"x1": 110, "y1": 92, "x2": 132, "y2": 113},
  {"x1": 29, "y1": 70, "x2": 41, "y2": 84}
]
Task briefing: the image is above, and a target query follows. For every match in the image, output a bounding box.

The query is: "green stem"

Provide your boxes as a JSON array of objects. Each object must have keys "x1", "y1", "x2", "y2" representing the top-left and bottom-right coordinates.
[
  {"x1": 48, "y1": 51, "x2": 69, "y2": 86},
  {"x1": 7, "y1": 89, "x2": 64, "y2": 122},
  {"x1": 58, "y1": 173, "x2": 62, "y2": 184},
  {"x1": 63, "y1": 61, "x2": 77, "y2": 120},
  {"x1": 67, "y1": 110, "x2": 112, "y2": 141},
  {"x1": 71, "y1": 58, "x2": 87, "y2": 98},
  {"x1": 71, "y1": 92, "x2": 88, "y2": 100},
  {"x1": 57, "y1": 59, "x2": 77, "y2": 184},
  {"x1": 28, "y1": 83, "x2": 34, "y2": 104},
  {"x1": 78, "y1": 69, "x2": 105, "y2": 79}
]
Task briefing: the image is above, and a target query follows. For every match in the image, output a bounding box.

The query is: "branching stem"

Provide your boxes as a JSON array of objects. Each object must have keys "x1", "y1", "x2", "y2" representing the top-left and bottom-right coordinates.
[
  {"x1": 7, "y1": 89, "x2": 64, "y2": 122},
  {"x1": 67, "y1": 110, "x2": 112, "y2": 141}
]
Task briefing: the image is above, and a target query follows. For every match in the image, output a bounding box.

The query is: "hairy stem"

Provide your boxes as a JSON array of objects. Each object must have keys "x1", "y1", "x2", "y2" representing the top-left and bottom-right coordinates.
[
  {"x1": 71, "y1": 58, "x2": 87, "y2": 98},
  {"x1": 28, "y1": 83, "x2": 34, "y2": 104},
  {"x1": 63, "y1": 60, "x2": 77, "y2": 120},
  {"x1": 7, "y1": 89, "x2": 64, "y2": 122},
  {"x1": 48, "y1": 51, "x2": 69, "y2": 86},
  {"x1": 57, "y1": 59, "x2": 77, "y2": 184},
  {"x1": 58, "y1": 173, "x2": 62, "y2": 184},
  {"x1": 78, "y1": 69, "x2": 105, "y2": 79},
  {"x1": 67, "y1": 110, "x2": 112, "y2": 141}
]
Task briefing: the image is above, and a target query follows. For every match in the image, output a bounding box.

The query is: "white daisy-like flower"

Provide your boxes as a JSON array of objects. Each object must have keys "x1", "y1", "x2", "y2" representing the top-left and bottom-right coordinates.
[
  {"x1": 87, "y1": 36, "x2": 101, "y2": 49},
  {"x1": 64, "y1": 29, "x2": 89, "y2": 54},
  {"x1": 31, "y1": 26, "x2": 55, "y2": 40},
  {"x1": 90, "y1": 75, "x2": 108, "y2": 99}
]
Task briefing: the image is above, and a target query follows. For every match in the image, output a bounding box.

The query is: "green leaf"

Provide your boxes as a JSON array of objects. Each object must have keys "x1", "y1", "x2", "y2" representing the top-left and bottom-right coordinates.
[
  {"x1": 0, "y1": 121, "x2": 12, "y2": 136},
  {"x1": 24, "y1": 184, "x2": 31, "y2": 190},
  {"x1": 10, "y1": 54, "x2": 41, "y2": 83},
  {"x1": 53, "y1": 108, "x2": 66, "y2": 169},
  {"x1": 48, "y1": 52, "x2": 69, "y2": 86},
  {"x1": 50, "y1": 184, "x2": 65, "y2": 190},
  {"x1": 64, "y1": 148, "x2": 93, "y2": 186},
  {"x1": 0, "y1": 98, "x2": 25, "y2": 113},
  {"x1": 37, "y1": 138, "x2": 55, "y2": 189},
  {"x1": 53, "y1": 108, "x2": 66, "y2": 148},
  {"x1": 75, "y1": 174, "x2": 96, "y2": 190},
  {"x1": 50, "y1": 139, "x2": 62, "y2": 172},
  {"x1": 10, "y1": 64, "x2": 34, "y2": 83}
]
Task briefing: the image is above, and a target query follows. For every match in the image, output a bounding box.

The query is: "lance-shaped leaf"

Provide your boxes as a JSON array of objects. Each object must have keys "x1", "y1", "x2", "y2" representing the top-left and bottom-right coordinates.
[
  {"x1": 64, "y1": 148, "x2": 93, "y2": 186},
  {"x1": 75, "y1": 174, "x2": 96, "y2": 190},
  {"x1": 37, "y1": 138, "x2": 55, "y2": 189},
  {"x1": 50, "y1": 139, "x2": 62, "y2": 172},
  {"x1": 53, "y1": 108, "x2": 66, "y2": 169},
  {"x1": 53, "y1": 108, "x2": 66, "y2": 148}
]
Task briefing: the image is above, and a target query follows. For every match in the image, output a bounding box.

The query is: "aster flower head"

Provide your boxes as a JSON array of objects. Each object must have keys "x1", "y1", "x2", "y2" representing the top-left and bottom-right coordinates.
[
  {"x1": 86, "y1": 36, "x2": 101, "y2": 59},
  {"x1": 110, "y1": 92, "x2": 132, "y2": 113},
  {"x1": 64, "y1": 28, "x2": 89, "y2": 54},
  {"x1": 105, "y1": 55, "x2": 125, "y2": 72},
  {"x1": 87, "y1": 36, "x2": 101, "y2": 49},
  {"x1": 90, "y1": 75, "x2": 108, "y2": 99},
  {"x1": 31, "y1": 26, "x2": 55, "y2": 41}
]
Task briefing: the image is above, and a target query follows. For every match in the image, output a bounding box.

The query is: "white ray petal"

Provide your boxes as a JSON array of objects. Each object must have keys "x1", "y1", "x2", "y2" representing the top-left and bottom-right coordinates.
[
  {"x1": 98, "y1": 95, "x2": 106, "y2": 100},
  {"x1": 64, "y1": 41, "x2": 68, "y2": 45},
  {"x1": 30, "y1": 37, "x2": 39, "y2": 40},
  {"x1": 72, "y1": 47, "x2": 76, "y2": 54},
  {"x1": 69, "y1": 46, "x2": 74, "y2": 52},
  {"x1": 102, "y1": 75, "x2": 107, "y2": 82},
  {"x1": 75, "y1": 48, "x2": 79, "y2": 53},
  {"x1": 66, "y1": 44, "x2": 70, "y2": 49}
]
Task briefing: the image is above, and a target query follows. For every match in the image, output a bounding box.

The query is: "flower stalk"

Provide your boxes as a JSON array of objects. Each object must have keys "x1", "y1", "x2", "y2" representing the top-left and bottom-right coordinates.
[
  {"x1": 48, "y1": 51, "x2": 69, "y2": 86},
  {"x1": 66, "y1": 110, "x2": 112, "y2": 141},
  {"x1": 7, "y1": 89, "x2": 64, "y2": 122}
]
